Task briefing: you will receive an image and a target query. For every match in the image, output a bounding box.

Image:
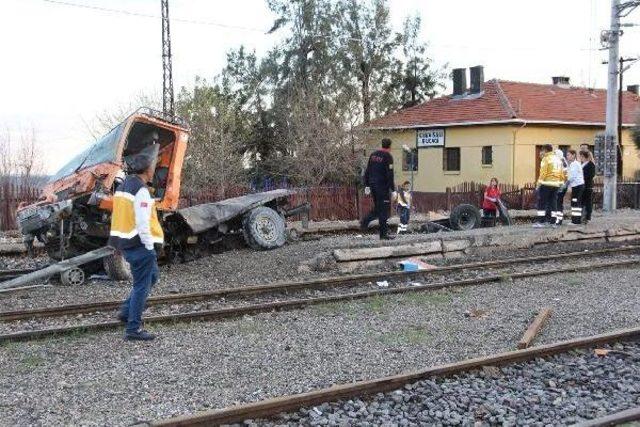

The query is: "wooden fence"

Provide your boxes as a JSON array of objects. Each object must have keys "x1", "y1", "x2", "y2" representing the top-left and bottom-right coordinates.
[
  {"x1": 0, "y1": 182, "x2": 40, "y2": 231},
  {"x1": 2, "y1": 179, "x2": 640, "y2": 231}
]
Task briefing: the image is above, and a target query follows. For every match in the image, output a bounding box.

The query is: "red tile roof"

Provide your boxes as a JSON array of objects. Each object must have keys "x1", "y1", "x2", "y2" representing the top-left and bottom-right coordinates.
[{"x1": 366, "y1": 79, "x2": 640, "y2": 129}]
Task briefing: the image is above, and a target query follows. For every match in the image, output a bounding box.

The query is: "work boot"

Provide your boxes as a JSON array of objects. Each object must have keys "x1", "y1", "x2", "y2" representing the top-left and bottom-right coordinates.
[{"x1": 125, "y1": 330, "x2": 156, "y2": 341}]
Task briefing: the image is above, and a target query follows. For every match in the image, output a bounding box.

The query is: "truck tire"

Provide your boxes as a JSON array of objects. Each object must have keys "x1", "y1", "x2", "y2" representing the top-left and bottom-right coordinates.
[
  {"x1": 104, "y1": 251, "x2": 132, "y2": 281},
  {"x1": 449, "y1": 204, "x2": 481, "y2": 231},
  {"x1": 60, "y1": 267, "x2": 85, "y2": 286},
  {"x1": 242, "y1": 206, "x2": 286, "y2": 250}
]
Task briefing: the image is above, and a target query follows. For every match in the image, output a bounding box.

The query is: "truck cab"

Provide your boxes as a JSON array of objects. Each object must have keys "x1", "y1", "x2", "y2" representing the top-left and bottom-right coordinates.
[{"x1": 17, "y1": 108, "x2": 189, "y2": 260}]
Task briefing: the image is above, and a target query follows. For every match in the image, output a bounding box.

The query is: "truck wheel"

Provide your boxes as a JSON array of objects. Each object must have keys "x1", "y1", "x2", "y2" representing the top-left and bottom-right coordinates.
[
  {"x1": 104, "y1": 251, "x2": 132, "y2": 281},
  {"x1": 449, "y1": 204, "x2": 481, "y2": 231},
  {"x1": 60, "y1": 267, "x2": 85, "y2": 286},
  {"x1": 242, "y1": 206, "x2": 286, "y2": 250}
]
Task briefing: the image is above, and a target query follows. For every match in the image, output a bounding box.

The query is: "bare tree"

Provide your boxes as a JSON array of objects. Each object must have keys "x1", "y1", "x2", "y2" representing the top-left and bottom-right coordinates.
[
  {"x1": 16, "y1": 127, "x2": 44, "y2": 186},
  {"x1": 272, "y1": 85, "x2": 359, "y2": 187},
  {"x1": 0, "y1": 126, "x2": 44, "y2": 188},
  {"x1": 84, "y1": 91, "x2": 162, "y2": 138},
  {"x1": 0, "y1": 128, "x2": 14, "y2": 183}
]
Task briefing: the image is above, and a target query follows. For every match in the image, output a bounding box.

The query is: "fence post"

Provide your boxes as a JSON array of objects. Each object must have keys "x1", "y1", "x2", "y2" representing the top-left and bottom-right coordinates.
[
  {"x1": 520, "y1": 188, "x2": 525, "y2": 210},
  {"x1": 446, "y1": 187, "x2": 451, "y2": 211}
]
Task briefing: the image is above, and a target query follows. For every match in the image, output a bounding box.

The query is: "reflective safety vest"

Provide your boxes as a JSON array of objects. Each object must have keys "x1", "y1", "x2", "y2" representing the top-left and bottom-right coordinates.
[
  {"x1": 537, "y1": 152, "x2": 566, "y2": 188},
  {"x1": 108, "y1": 175, "x2": 164, "y2": 251}
]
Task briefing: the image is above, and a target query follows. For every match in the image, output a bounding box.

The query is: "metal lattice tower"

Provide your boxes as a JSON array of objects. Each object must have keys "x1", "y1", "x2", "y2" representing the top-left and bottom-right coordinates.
[{"x1": 161, "y1": 0, "x2": 174, "y2": 116}]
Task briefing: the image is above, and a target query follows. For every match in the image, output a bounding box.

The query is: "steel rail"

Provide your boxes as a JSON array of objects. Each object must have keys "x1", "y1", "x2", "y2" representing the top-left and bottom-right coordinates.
[
  {"x1": 1, "y1": 245, "x2": 638, "y2": 322},
  {"x1": 0, "y1": 258, "x2": 638, "y2": 344},
  {"x1": 150, "y1": 326, "x2": 640, "y2": 427}
]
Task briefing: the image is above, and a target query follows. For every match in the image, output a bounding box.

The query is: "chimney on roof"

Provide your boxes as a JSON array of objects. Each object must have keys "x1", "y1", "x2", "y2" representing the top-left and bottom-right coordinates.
[
  {"x1": 627, "y1": 84, "x2": 639, "y2": 95},
  {"x1": 452, "y1": 68, "x2": 467, "y2": 96},
  {"x1": 469, "y1": 65, "x2": 484, "y2": 94},
  {"x1": 552, "y1": 76, "x2": 570, "y2": 88}
]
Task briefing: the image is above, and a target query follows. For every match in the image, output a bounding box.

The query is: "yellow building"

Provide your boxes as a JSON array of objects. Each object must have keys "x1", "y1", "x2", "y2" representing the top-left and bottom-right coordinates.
[{"x1": 365, "y1": 70, "x2": 640, "y2": 192}]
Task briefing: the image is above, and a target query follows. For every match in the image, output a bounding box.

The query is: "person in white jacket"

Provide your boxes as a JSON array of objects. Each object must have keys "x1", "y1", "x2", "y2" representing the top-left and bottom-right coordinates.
[{"x1": 565, "y1": 149, "x2": 585, "y2": 225}]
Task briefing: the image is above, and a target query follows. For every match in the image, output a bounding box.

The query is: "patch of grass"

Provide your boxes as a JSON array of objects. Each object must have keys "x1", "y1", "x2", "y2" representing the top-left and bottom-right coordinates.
[
  {"x1": 403, "y1": 290, "x2": 453, "y2": 306},
  {"x1": 236, "y1": 320, "x2": 264, "y2": 335},
  {"x1": 21, "y1": 354, "x2": 44, "y2": 368},
  {"x1": 0, "y1": 341, "x2": 19, "y2": 352},
  {"x1": 365, "y1": 295, "x2": 387, "y2": 314},
  {"x1": 377, "y1": 326, "x2": 431, "y2": 346},
  {"x1": 564, "y1": 274, "x2": 582, "y2": 286},
  {"x1": 312, "y1": 301, "x2": 358, "y2": 318}
]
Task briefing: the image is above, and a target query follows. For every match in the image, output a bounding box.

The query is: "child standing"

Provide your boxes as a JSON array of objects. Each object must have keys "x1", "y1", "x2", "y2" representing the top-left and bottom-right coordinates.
[
  {"x1": 482, "y1": 177, "x2": 501, "y2": 226},
  {"x1": 396, "y1": 181, "x2": 412, "y2": 234}
]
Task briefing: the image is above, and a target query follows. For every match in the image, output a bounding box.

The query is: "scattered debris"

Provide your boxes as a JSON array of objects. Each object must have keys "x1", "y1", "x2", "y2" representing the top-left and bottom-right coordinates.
[
  {"x1": 397, "y1": 258, "x2": 437, "y2": 272},
  {"x1": 464, "y1": 308, "x2": 489, "y2": 319},
  {"x1": 376, "y1": 281, "x2": 389, "y2": 288}
]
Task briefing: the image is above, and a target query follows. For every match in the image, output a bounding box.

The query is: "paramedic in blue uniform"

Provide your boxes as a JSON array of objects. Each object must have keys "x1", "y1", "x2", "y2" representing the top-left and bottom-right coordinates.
[
  {"x1": 360, "y1": 138, "x2": 397, "y2": 240},
  {"x1": 108, "y1": 153, "x2": 163, "y2": 341}
]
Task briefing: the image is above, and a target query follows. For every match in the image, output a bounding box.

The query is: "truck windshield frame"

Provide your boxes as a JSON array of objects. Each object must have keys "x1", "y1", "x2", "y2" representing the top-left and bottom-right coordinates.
[{"x1": 49, "y1": 123, "x2": 125, "y2": 182}]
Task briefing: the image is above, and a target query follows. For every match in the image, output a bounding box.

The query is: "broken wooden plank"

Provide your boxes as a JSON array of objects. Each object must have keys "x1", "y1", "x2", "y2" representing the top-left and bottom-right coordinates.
[{"x1": 517, "y1": 308, "x2": 552, "y2": 349}]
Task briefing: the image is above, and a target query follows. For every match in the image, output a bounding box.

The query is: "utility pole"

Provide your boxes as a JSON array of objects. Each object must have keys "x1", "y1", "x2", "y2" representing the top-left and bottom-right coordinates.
[
  {"x1": 161, "y1": 0, "x2": 174, "y2": 116},
  {"x1": 602, "y1": 0, "x2": 640, "y2": 211},
  {"x1": 603, "y1": 0, "x2": 621, "y2": 212}
]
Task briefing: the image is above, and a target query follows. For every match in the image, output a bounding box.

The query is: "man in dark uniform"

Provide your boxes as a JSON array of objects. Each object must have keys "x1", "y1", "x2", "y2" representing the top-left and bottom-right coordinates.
[{"x1": 360, "y1": 138, "x2": 397, "y2": 240}]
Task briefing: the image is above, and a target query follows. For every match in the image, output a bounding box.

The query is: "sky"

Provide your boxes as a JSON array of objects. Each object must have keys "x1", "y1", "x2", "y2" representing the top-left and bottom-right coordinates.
[{"x1": 1, "y1": 0, "x2": 639, "y2": 173}]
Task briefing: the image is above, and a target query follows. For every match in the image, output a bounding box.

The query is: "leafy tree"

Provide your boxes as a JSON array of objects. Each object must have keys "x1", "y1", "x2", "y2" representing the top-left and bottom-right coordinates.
[
  {"x1": 337, "y1": 0, "x2": 397, "y2": 123},
  {"x1": 176, "y1": 78, "x2": 247, "y2": 195},
  {"x1": 381, "y1": 15, "x2": 445, "y2": 112}
]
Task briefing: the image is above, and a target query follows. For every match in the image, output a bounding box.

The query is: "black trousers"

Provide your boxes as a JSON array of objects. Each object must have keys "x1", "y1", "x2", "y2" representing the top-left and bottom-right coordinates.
[
  {"x1": 361, "y1": 187, "x2": 391, "y2": 238},
  {"x1": 581, "y1": 188, "x2": 593, "y2": 221},
  {"x1": 555, "y1": 188, "x2": 567, "y2": 224},
  {"x1": 570, "y1": 185, "x2": 584, "y2": 224},
  {"x1": 536, "y1": 185, "x2": 558, "y2": 224}
]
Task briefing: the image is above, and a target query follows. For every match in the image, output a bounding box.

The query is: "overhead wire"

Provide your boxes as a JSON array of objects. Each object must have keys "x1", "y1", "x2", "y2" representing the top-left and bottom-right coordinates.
[{"x1": 38, "y1": 0, "x2": 269, "y2": 32}]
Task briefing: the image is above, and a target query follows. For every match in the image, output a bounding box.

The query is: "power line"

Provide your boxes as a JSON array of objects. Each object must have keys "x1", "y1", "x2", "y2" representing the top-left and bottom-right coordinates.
[{"x1": 38, "y1": 0, "x2": 268, "y2": 32}]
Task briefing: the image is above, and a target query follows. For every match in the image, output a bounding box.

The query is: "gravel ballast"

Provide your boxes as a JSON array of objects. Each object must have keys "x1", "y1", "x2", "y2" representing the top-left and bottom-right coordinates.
[
  {"x1": 1, "y1": 251, "x2": 639, "y2": 335},
  {"x1": 255, "y1": 341, "x2": 640, "y2": 426},
  {"x1": 1, "y1": 263, "x2": 640, "y2": 426},
  {"x1": 1, "y1": 227, "x2": 639, "y2": 313}
]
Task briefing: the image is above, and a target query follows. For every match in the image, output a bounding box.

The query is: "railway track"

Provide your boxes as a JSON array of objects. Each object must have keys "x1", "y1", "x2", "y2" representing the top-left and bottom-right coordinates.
[
  {"x1": 0, "y1": 245, "x2": 639, "y2": 343},
  {"x1": 150, "y1": 326, "x2": 640, "y2": 426}
]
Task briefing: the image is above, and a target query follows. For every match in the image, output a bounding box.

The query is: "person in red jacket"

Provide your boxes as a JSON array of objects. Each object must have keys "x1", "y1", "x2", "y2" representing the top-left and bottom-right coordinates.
[{"x1": 482, "y1": 178, "x2": 501, "y2": 226}]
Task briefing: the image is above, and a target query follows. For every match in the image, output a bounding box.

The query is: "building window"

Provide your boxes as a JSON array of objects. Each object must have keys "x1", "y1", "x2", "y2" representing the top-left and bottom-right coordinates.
[
  {"x1": 402, "y1": 148, "x2": 418, "y2": 171},
  {"x1": 481, "y1": 146, "x2": 493, "y2": 165},
  {"x1": 443, "y1": 147, "x2": 460, "y2": 171}
]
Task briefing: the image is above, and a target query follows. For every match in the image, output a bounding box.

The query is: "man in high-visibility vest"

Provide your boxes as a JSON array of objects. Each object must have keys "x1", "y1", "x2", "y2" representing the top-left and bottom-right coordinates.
[
  {"x1": 109, "y1": 150, "x2": 163, "y2": 341},
  {"x1": 534, "y1": 144, "x2": 566, "y2": 228}
]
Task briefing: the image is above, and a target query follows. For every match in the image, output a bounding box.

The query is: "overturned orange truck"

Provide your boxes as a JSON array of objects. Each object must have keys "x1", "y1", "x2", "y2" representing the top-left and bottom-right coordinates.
[{"x1": 16, "y1": 108, "x2": 304, "y2": 279}]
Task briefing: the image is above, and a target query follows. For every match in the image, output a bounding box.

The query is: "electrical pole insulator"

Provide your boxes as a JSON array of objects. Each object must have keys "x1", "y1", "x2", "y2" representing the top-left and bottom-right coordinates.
[{"x1": 161, "y1": 0, "x2": 174, "y2": 117}]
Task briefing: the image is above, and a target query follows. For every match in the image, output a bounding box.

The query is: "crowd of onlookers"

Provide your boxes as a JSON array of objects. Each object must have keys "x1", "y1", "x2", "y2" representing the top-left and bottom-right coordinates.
[
  {"x1": 481, "y1": 143, "x2": 597, "y2": 228},
  {"x1": 360, "y1": 138, "x2": 600, "y2": 240}
]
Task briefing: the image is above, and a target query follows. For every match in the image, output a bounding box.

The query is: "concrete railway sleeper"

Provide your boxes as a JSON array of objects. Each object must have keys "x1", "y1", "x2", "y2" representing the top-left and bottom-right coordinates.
[
  {"x1": 1, "y1": 244, "x2": 638, "y2": 323},
  {"x1": 0, "y1": 257, "x2": 638, "y2": 343},
  {"x1": 150, "y1": 327, "x2": 640, "y2": 427}
]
